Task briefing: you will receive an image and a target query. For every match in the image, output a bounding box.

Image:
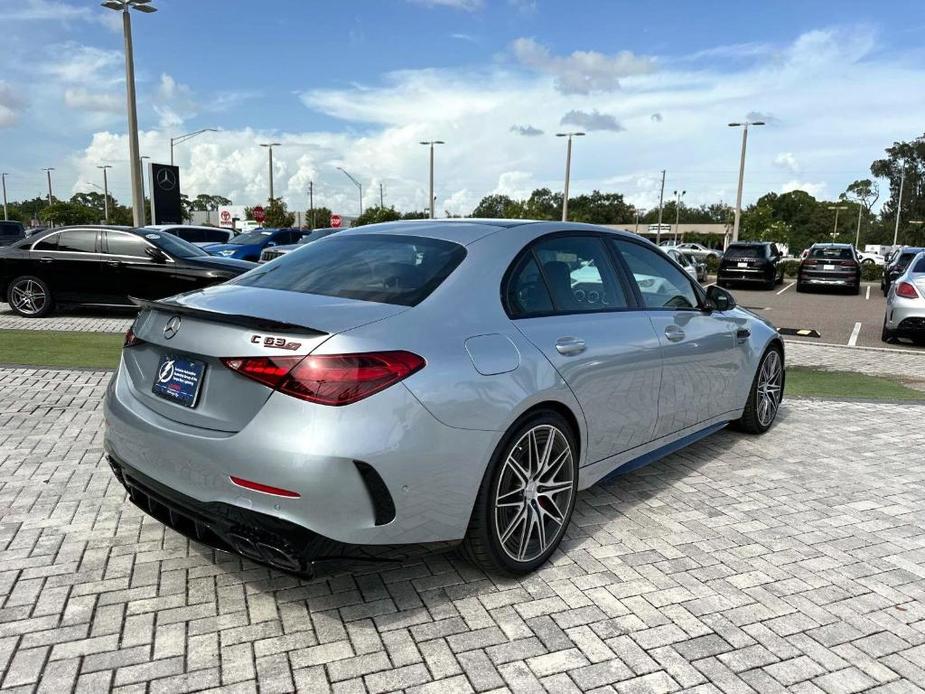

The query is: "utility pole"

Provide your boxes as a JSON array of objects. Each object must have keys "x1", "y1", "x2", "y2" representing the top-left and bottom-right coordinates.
[
  {"x1": 419, "y1": 140, "x2": 445, "y2": 219},
  {"x1": 556, "y1": 132, "x2": 585, "y2": 221},
  {"x1": 308, "y1": 180, "x2": 314, "y2": 229},
  {"x1": 260, "y1": 143, "x2": 281, "y2": 201},
  {"x1": 673, "y1": 190, "x2": 686, "y2": 243},
  {"x1": 855, "y1": 204, "x2": 863, "y2": 249},
  {"x1": 42, "y1": 168, "x2": 54, "y2": 207},
  {"x1": 380, "y1": 182, "x2": 384, "y2": 208},
  {"x1": 828, "y1": 205, "x2": 848, "y2": 241},
  {"x1": 1, "y1": 173, "x2": 8, "y2": 221},
  {"x1": 655, "y1": 170, "x2": 666, "y2": 244},
  {"x1": 729, "y1": 119, "x2": 765, "y2": 243},
  {"x1": 97, "y1": 165, "x2": 112, "y2": 223},
  {"x1": 893, "y1": 164, "x2": 906, "y2": 247},
  {"x1": 634, "y1": 208, "x2": 645, "y2": 234}
]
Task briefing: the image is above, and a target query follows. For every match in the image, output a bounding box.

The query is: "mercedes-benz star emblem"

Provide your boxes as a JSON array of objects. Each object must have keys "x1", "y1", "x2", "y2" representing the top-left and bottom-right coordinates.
[
  {"x1": 156, "y1": 168, "x2": 177, "y2": 191},
  {"x1": 163, "y1": 315, "x2": 182, "y2": 339}
]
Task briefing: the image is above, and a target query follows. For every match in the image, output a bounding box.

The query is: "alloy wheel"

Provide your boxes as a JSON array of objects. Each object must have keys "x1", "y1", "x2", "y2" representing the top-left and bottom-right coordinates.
[
  {"x1": 9, "y1": 279, "x2": 47, "y2": 316},
  {"x1": 756, "y1": 350, "x2": 783, "y2": 427},
  {"x1": 494, "y1": 424, "x2": 574, "y2": 563}
]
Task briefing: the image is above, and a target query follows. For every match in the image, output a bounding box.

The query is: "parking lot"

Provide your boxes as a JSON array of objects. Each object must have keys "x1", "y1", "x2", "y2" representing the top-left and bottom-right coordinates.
[
  {"x1": 717, "y1": 281, "x2": 913, "y2": 351},
  {"x1": 2, "y1": 357, "x2": 925, "y2": 692}
]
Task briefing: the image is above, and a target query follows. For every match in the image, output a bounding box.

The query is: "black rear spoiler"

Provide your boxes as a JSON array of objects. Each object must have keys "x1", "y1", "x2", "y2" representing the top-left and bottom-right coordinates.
[{"x1": 129, "y1": 297, "x2": 327, "y2": 336}]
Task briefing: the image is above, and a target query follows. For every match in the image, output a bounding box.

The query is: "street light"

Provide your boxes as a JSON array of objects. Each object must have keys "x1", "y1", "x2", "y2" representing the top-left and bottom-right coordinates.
[
  {"x1": 259, "y1": 143, "x2": 281, "y2": 201},
  {"x1": 140, "y1": 156, "x2": 150, "y2": 224},
  {"x1": 419, "y1": 140, "x2": 445, "y2": 219},
  {"x1": 728, "y1": 119, "x2": 765, "y2": 243},
  {"x1": 854, "y1": 203, "x2": 863, "y2": 249},
  {"x1": 634, "y1": 207, "x2": 646, "y2": 234},
  {"x1": 42, "y1": 168, "x2": 55, "y2": 207},
  {"x1": 336, "y1": 166, "x2": 363, "y2": 216},
  {"x1": 170, "y1": 128, "x2": 217, "y2": 166},
  {"x1": 1, "y1": 173, "x2": 8, "y2": 221},
  {"x1": 828, "y1": 205, "x2": 848, "y2": 241},
  {"x1": 102, "y1": 0, "x2": 156, "y2": 227},
  {"x1": 556, "y1": 131, "x2": 585, "y2": 221},
  {"x1": 893, "y1": 162, "x2": 907, "y2": 247},
  {"x1": 97, "y1": 165, "x2": 112, "y2": 223},
  {"x1": 673, "y1": 190, "x2": 686, "y2": 243}
]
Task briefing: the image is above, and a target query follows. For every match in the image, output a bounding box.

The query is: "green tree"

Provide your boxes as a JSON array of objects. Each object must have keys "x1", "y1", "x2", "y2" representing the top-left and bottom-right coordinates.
[
  {"x1": 353, "y1": 205, "x2": 402, "y2": 227},
  {"x1": 471, "y1": 194, "x2": 519, "y2": 218},
  {"x1": 568, "y1": 190, "x2": 632, "y2": 224},
  {"x1": 190, "y1": 194, "x2": 232, "y2": 211},
  {"x1": 401, "y1": 210, "x2": 429, "y2": 220},
  {"x1": 305, "y1": 205, "x2": 333, "y2": 229},
  {"x1": 39, "y1": 201, "x2": 98, "y2": 226},
  {"x1": 522, "y1": 188, "x2": 560, "y2": 219},
  {"x1": 871, "y1": 133, "x2": 925, "y2": 242},
  {"x1": 262, "y1": 198, "x2": 295, "y2": 227}
]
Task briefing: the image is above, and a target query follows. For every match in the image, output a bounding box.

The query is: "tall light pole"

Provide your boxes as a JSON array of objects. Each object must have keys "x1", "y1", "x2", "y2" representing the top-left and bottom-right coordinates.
[
  {"x1": 308, "y1": 180, "x2": 314, "y2": 229},
  {"x1": 673, "y1": 190, "x2": 686, "y2": 243},
  {"x1": 555, "y1": 132, "x2": 585, "y2": 221},
  {"x1": 419, "y1": 140, "x2": 445, "y2": 219},
  {"x1": 336, "y1": 166, "x2": 363, "y2": 217},
  {"x1": 729, "y1": 119, "x2": 765, "y2": 243},
  {"x1": 855, "y1": 204, "x2": 863, "y2": 249},
  {"x1": 634, "y1": 207, "x2": 645, "y2": 234},
  {"x1": 97, "y1": 164, "x2": 112, "y2": 223},
  {"x1": 140, "y1": 156, "x2": 150, "y2": 224},
  {"x1": 259, "y1": 142, "x2": 281, "y2": 201},
  {"x1": 655, "y1": 170, "x2": 666, "y2": 244},
  {"x1": 42, "y1": 168, "x2": 55, "y2": 207},
  {"x1": 1, "y1": 173, "x2": 8, "y2": 221},
  {"x1": 893, "y1": 163, "x2": 906, "y2": 247},
  {"x1": 170, "y1": 128, "x2": 217, "y2": 166},
  {"x1": 828, "y1": 205, "x2": 848, "y2": 241},
  {"x1": 102, "y1": 0, "x2": 155, "y2": 228}
]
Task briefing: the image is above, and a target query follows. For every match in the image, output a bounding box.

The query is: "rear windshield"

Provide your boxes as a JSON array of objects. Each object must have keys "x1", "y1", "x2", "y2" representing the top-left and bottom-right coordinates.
[
  {"x1": 232, "y1": 234, "x2": 466, "y2": 306},
  {"x1": 810, "y1": 247, "x2": 853, "y2": 260},
  {"x1": 896, "y1": 252, "x2": 920, "y2": 270},
  {"x1": 725, "y1": 245, "x2": 764, "y2": 259},
  {"x1": 229, "y1": 230, "x2": 273, "y2": 245}
]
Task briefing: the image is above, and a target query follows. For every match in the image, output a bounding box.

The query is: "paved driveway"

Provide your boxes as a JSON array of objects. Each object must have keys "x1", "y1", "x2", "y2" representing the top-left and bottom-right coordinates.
[{"x1": 2, "y1": 366, "x2": 924, "y2": 693}]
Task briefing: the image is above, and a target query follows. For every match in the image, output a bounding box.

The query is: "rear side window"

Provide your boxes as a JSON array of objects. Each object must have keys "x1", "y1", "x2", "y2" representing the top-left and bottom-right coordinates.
[
  {"x1": 897, "y1": 253, "x2": 918, "y2": 270},
  {"x1": 0, "y1": 221, "x2": 24, "y2": 238},
  {"x1": 506, "y1": 255, "x2": 554, "y2": 316},
  {"x1": 912, "y1": 255, "x2": 925, "y2": 273},
  {"x1": 725, "y1": 245, "x2": 764, "y2": 259},
  {"x1": 57, "y1": 230, "x2": 97, "y2": 253},
  {"x1": 202, "y1": 229, "x2": 228, "y2": 243},
  {"x1": 233, "y1": 234, "x2": 466, "y2": 306},
  {"x1": 177, "y1": 228, "x2": 203, "y2": 243}
]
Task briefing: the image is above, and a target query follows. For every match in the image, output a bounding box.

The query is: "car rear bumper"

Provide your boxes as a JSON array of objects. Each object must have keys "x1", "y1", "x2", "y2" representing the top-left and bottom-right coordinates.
[
  {"x1": 103, "y1": 358, "x2": 498, "y2": 550},
  {"x1": 886, "y1": 301, "x2": 925, "y2": 333},
  {"x1": 717, "y1": 267, "x2": 773, "y2": 282},
  {"x1": 798, "y1": 271, "x2": 859, "y2": 287}
]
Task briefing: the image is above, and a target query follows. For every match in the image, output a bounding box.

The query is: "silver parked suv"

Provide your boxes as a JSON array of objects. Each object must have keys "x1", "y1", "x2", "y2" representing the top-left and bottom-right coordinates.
[{"x1": 104, "y1": 220, "x2": 784, "y2": 575}]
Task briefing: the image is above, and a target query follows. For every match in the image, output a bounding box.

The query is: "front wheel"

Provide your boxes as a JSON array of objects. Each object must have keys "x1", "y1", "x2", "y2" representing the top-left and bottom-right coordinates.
[
  {"x1": 461, "y1": 412, "x2": 579, "y2": 574},
  {"x1": 734, "y1": 347, "x2": 783, "y2": 434},
  {"x1": 7, "y1": 275, "x2": 54, "y2": 317}
]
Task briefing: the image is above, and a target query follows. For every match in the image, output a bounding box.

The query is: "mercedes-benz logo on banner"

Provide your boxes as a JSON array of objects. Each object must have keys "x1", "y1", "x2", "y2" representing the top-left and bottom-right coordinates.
[
  {"x1": 156, "y1": 168, "x2": 177, "y2": 191},
  {"x1": 163, "y1": 315, "x2": 182, "y2": 339}
]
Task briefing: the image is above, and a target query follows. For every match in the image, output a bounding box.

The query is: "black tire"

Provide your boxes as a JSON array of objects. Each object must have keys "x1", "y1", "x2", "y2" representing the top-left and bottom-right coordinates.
[
  {"x1": 6, "y1": 275, "x2": 54, "y2": 317},
  {"x1": 733, "y1": 345, "x2": 784, "y2": 435},
  {"x1": 461, "y1": 410, "x2": 579, "y2": 575},
  {"x1": 881, "y1": 318, "x2": 896, "y2": 344},
  {"x1": 796, "y1": 282, "x2": 806, "y2": 293}
]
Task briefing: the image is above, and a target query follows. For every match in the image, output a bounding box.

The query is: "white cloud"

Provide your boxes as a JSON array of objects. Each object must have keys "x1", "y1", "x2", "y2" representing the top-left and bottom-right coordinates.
[
  {"x1": 42, "y1": 44, "x2": 121, "y2": 85},
  {"x1": 780, "y1": 179, "x2": 827, "y2": 197},
  {"x1": 511, "y1": 37, "x2": 655, "y2": 94},
  {"x1": 560, "y1": 109, "x2": 625, "y2": 132},
  {"x1": 0, "y1": 0, "x2": 90, "y2": 22},
  {"x1": 153, "y1": 73, "x2": 198, "y2": 128},
  {"x1": 773, "y1": 152, "x2": 800, "y2": 173},
  {"x1": 63, "y1": 88, "x2": 121, "y2": 113},
  {"x1": 0, "y1": 82, "x2": 25, "y2": 127},
  {"x1": 510, "y1": 124, "x2": 543, "y2": 136}
]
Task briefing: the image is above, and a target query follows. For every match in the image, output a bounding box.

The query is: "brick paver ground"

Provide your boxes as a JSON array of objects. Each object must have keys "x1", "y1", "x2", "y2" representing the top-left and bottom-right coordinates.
[
  {"x1": 0, "y1": 305, "x2": 133, "y2": 333},
  {"x1": 1, "y1": 366, "x2": 924, "y2": 692},
  {"x1": 785, "y1": 341, "x2": 925, "y2": 382}
]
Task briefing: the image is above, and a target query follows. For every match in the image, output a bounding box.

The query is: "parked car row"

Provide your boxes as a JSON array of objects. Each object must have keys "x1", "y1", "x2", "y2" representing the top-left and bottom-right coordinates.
[{"x1": 882, "y1": 250, "x2": 925, "y2": 345}]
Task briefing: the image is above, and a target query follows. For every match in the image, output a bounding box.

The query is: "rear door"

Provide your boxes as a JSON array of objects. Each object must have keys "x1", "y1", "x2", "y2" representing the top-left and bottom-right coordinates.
[
  {"x1": 507, "y1": 233, "x2": 662, "y2": 463},
  {"x1": 612, "y1": 238, "x2": 741, "y2": 435},
  {"x1": 45, "y1": 229, "x2": 105, "y2": 301}
]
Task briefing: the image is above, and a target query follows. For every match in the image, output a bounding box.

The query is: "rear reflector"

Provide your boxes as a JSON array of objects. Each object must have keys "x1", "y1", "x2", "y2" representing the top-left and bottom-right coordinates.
[
  {"x1": 221, "y1": 351, "x2": 425, "y2": 406},
  {"x1": 896, "y1": 281, "x2": 919, "y2": 299},
  {"x1": 123, "y1": 326, "x2": 144, "y2": 348},
  {"x1": 229, "y1": 476, "x2": 300, "y2": 498}
]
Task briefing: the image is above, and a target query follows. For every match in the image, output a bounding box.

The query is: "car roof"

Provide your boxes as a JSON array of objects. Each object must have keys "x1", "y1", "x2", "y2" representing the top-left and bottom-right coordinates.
[
  {"x1": 729, "y1": 241, "x2": 771, "y2": 246},
  {"x1": 812, "y1": 242, "x2": 852, "y2": 248},
  {"x1": 144, "y1": 224, "x2": 227, "y2": 231}
]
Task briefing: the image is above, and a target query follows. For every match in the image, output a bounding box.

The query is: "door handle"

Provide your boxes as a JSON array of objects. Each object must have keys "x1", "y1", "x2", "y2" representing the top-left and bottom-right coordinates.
[
  {"x1": 555, "y1": 337, "x2": 586, "y2": 356},
  {"x1": 664, "y1": 325, "x2": 685, "y2": 342},
  {"x1": 39, "y1": 256, "x2": 54, "y2": 264},
  {"x1": 106, "y1": 260, "x2": 122, "y2": 267}
]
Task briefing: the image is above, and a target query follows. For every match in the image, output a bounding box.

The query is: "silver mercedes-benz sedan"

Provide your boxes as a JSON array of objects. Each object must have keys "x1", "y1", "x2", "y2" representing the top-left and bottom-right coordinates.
[
  {"x1": 882, "y1": 250, "x2": 925, "y2": 345},
  {"x1": 104, "y1": 220, "x2": 784, "y2": 575}
]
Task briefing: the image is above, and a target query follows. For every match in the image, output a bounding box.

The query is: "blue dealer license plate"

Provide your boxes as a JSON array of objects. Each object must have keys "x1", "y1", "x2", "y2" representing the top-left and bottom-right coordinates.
[{"x1": 152, "y1": 354, "x2": 206, "y2": 408}]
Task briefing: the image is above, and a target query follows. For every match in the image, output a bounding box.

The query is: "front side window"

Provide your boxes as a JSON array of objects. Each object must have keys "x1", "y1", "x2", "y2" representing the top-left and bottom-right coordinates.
[
  {"x1": 531, "y1": 236, "x2": 628, "y2": 312},
  {"x1": 106, "y1": 232, "x2": 150, "y2": 258},
  {"x1": 613, "y1": 240, "x2": 699, "y2": 310},
  {"x1": 233, "y1": 234, "x2": 466, "y2": 306},
  {"x1": 56, "y1": 230, "x2": 97, "y2": 253}
]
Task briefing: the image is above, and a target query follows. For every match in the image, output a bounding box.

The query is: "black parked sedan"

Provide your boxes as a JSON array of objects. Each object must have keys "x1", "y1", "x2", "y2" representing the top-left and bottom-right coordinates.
[
  {"x1": 0, "y1": 225, "x2": 255, "y2": 317},
  {"x1": 717, "y1": 241, "x2": 784, "y2": 289}
]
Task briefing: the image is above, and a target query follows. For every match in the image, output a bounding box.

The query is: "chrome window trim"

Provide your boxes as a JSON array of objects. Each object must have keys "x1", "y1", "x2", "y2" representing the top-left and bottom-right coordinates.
[{"x1": 29, "y1": 228, "x2": 100, "y2": 254}]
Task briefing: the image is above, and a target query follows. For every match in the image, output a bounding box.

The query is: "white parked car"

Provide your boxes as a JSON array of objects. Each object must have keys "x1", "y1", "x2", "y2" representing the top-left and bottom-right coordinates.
[{"x1": 857, "y1": 251, "x2": 885, "y2": 266}]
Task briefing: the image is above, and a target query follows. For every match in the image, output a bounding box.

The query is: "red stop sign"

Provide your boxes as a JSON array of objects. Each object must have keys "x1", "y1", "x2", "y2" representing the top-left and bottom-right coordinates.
[
  {"x1": 330, "y1": 214, "x2": 342, "y2": 228},
  {"x1": 253, "y1": 206, "x2": 266, "y2": 223}
]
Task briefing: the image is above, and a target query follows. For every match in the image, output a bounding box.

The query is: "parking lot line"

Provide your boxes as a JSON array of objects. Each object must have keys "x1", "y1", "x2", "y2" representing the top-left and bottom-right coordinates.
[
  {"x1": 848, "y1": 321, "x2": 862, "y2": 346},
  {"x1": 866, "y1": 285, "x2": 871, "y2": 300},
  {"x1": 776, "y1": 281, "x2": 795, "y2": 295}
]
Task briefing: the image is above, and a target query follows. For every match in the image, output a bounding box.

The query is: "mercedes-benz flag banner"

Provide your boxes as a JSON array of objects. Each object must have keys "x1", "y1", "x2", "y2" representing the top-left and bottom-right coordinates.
[{"x1": 149, "y1": 163, "x2": 182, "y2": 224}]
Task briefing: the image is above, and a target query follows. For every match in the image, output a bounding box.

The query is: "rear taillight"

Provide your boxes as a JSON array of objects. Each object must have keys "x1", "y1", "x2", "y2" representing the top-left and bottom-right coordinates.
[
  {"x1": 802, "y1": 259, "x2": 817, "y2": 266},
  {"x1": 123, "y1": 326, "x2": 144, "y2": 348},
  {"x1": 839, "y1": 260, "x2": 858, "y2": 267},
  {"x1": 221, "y1": 351, "x2": 425, "y2": 406},
  {"x1": 896, "y1": 281, "x2": 919, "y2": 299}
]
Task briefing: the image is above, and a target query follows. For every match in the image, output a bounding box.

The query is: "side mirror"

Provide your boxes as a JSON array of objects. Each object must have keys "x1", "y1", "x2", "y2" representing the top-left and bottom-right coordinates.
[
  {"x1": 706, "y1": 284, "x2": 736, "y2": 311},
  {"x1": 144, "y1": 246, "x2": 168, "y2": 264}
]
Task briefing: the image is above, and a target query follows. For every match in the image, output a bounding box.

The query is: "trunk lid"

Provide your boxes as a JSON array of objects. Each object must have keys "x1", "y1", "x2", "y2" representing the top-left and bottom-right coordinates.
[{"x1": 123, "y1": 285, "x2": 408, "y2": 432}]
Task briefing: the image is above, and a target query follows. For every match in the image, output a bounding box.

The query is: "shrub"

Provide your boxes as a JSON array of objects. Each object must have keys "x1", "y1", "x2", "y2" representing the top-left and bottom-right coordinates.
[
  {"x1": 705, "y1": 255, "x2": 721, "y2": 274},
  {"x1": 861, "y1": 263, "x2": 883, "y2": 282},
  {"x1": 781, "y1": 259, "x2": 801, "y2": 278}
]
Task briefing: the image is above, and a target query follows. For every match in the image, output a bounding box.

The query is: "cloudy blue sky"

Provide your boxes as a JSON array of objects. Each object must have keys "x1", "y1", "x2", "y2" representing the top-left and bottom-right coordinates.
[{"x1": 2, "y1": 0, "x2": 925, "y2": 216}]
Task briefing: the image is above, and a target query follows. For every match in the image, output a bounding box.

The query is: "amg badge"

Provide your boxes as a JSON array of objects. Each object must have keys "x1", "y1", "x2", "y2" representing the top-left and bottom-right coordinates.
[{"x1": 251, "y1": 335, "x2": 302, "y2": 351}]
